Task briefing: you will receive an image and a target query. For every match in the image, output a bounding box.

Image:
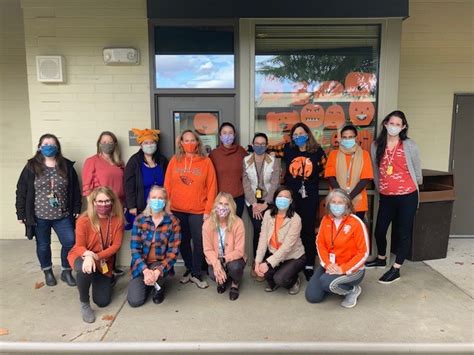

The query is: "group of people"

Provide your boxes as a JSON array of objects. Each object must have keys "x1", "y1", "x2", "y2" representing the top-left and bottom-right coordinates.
[{"x1": 15, "y1": 110, "x2": 422, "y2": 323}]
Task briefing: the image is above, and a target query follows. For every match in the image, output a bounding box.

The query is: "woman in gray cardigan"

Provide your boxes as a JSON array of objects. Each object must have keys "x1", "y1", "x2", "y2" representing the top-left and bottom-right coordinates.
[{"x1": 365, "y1": 110, "x2": 422, "y2": 284}]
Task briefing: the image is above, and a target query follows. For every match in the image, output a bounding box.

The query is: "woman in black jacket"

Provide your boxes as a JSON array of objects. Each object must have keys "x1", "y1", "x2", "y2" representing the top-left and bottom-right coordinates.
[
  {"x1": 124, "y1": 129, "x2": 168, "y2": 225},
  {"x1": 16, "y1": 133, "x2": 81, "y2": 287}
]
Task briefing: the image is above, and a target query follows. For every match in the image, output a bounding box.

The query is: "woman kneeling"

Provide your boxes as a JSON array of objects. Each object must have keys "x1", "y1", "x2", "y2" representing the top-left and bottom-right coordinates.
[
  {"x1": 203, "y1": 192, "x2": 246, "y2": 301},
  {"x1": 127, "y1": 186, "x2": 181, "y2": 307},
  {"x1": 67, "y1": 187, "x2": 124, "y2": 323},
  {"x1": 305, "y1": 189, "x2": 369, "y2": 308}
]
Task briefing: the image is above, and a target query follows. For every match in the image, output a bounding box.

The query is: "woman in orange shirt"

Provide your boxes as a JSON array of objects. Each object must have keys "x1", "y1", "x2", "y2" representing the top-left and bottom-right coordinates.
[
  {"x1": 67, "y1": 187, "x2": 124, "y2": 323},
  {"x1": 164, "y1": 130, "x2": 217, "y2": 289},
  {"x1": 305, "y1": 189, "x2": 369, "y2": 308},
  {"x1": 324, "y1": 124, "x2": 373, "y2": 220}
]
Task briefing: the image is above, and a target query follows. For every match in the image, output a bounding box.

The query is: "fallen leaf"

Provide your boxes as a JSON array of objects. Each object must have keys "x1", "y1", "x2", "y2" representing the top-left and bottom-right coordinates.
[
  {"x1": 102, "y1": 315, "x2": 115, "y2": 321},
  {"x1": 0, "y1": 328, "x2": 9, "y2": 336},
  {"x1": 454, "y1": 262, "x2": 464, "y2": 265},
  {"x1": 162, "y1": 338, "x2": 167, "y2": 342},
  {"x1": 35, "y1": 282, "x2": 45, "y2": 289}
]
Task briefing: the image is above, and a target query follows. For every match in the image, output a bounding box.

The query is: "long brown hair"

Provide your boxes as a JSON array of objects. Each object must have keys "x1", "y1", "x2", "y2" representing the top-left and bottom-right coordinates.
[
  {"x1": 27, "y1": 133, "x2": 67, "y2": 178},
  {"x1": 289, "y1": 122, "x2": 319, "y2": 153},
  {"x1": 175, "y1": 130, "x2": 206, "y2": 161},
  {"x1": 96, "y1": 131, "x2": 123, "y2": 167},
  {"x1": 85, "y1": 186, "x2": 124, "y2": 232},
  {"x1": 209, "y1": 192, "x2": 238, "y2": 232},
  {"x1": 374, "y1": 110, "x2": 409, "y2": 167}
]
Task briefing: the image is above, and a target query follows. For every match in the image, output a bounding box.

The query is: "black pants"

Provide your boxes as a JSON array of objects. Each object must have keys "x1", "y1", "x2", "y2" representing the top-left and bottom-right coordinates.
[
  {"x1": 374, "y1": 191, "x2": 418, "y2": 265},
  {"x1": 264, "y1": 255, "x2": 306, "y2": 289},
  {"x1": 208, "y1": 258, "x2": 246, "y2": 285},
  {"x1": 74, "y1": 258, "x2": 112, "y2": 307},
  {"x1": 127, "y1": 274, "x2": 165, "y2": 308},
  {"x1": 233, "y1": 195, "x2": 245, "y2": 218},
  {"x1": 173, "y1": 211, "x2": 204, "y2": 277},
  {"x1": 247, "y1": 205, "x2": 267, "y2": 258},
  {"x1": 293, "y1": 192, "x2": 318, "y2": 267}
]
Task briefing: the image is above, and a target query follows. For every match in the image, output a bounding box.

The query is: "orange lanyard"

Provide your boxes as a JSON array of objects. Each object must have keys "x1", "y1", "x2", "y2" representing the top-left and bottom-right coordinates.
[
  {"x1": 330, "y1": 217, "x2": 348, "y2": 250},
  {"x1": 98, "y1": 217, "x2": 111, "y2": 251}
]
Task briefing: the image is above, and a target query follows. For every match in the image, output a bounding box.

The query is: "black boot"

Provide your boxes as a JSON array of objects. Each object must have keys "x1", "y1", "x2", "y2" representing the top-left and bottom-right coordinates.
[
  {"x1": 61, "y1": 270, "x2": 76, "y2": 286},
  {"x1": 44, "y1": 269, "x2": 57, "y2": 286}
]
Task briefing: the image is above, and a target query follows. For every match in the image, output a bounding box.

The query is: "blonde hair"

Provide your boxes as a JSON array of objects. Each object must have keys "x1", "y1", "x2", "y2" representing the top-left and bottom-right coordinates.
[
  {"x1": 209, "y1": 192, "x2": 237, "y2": 232},
  {"x1": 85, "y1": 186, "x2": 124, "y2": 232},
  {"x1": 175, "y1": 130, "x2": 206, "y2": 161},
  {"x1": 96, "y1": 131, "x2": 123, "y2": 167},
  {"x1": 142, "y1": 185, "x2": 171, "y2": 216},
  {"x1": 325, "y1": 188, "x2": 353, "y2": 217}
]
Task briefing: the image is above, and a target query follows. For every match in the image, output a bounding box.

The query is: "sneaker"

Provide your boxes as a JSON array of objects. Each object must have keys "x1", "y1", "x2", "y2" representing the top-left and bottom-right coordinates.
[
  {"x1": 190, "y1": 274, "x2": 209, "y2": 289},
  {"x1": 288, "y1": 277, "x2": 301, "y2": 295},
  {"x1": 365, "y1": 257, "x2": 387, "y2": 269},
  {"x1": 378, "y1": 266, "x2": 401, "y2": 284},
  {"x1": 61, "y1": 270, "x2": 76, "y2": 287},
  {"x1": 43, "y1": 269, "x2": 57, "y2": 286},
  {"x1": 303, "y1": 268, "x2": 314, "y2": 281},
  {"x1": 80, "y1": 302, "x2": 95, "y2": 323},
  {"x1": 341, "y1": 285, "x2": 362, "y2": 308},
  {"x1": 180, "y1": 270, "x2": 192, "y2": 284}
]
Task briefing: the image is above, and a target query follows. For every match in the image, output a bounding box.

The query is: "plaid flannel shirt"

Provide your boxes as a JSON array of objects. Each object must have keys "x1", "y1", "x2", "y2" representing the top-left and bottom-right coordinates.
[{"x1": 130, "y1": 213, "x2": 181, "y2": 279}]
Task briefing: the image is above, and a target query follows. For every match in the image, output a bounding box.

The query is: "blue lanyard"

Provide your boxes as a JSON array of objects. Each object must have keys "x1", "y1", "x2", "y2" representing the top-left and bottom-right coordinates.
[{"x1": 218, "y1": 227, "x2": 225, "y2": 256}]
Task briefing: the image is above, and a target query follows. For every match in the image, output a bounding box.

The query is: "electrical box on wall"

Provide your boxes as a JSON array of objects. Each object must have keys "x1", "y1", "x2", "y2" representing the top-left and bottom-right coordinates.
[
  {"x1": 103, "y1": 48, "x2": 139, "y2": 65},
  {"x1": 36, "y1": 56, "x2": 66, "y2": 83}
]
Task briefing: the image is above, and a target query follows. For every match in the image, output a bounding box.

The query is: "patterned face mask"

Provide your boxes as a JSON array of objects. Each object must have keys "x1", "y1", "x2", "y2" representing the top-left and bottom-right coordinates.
[{"x1": 215, "y1": 204, "x2": 230, "y2": 218}]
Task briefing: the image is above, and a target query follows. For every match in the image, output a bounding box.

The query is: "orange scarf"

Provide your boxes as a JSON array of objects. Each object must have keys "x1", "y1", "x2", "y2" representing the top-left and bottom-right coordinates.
[{"x1": 270, "y1": 214, "x2": 285, "y2": 249}]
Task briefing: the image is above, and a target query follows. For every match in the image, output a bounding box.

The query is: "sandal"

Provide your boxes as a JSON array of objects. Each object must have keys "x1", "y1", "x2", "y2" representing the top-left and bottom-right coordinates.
[{"x1": 229, "y1": 286, "x2": 239, "y2": 301}]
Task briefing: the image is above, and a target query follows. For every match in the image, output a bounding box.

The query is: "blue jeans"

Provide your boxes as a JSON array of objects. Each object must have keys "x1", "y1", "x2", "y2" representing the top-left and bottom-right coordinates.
[{"x1": 35, "y1": 217, "x2": 75, "y2": 270}]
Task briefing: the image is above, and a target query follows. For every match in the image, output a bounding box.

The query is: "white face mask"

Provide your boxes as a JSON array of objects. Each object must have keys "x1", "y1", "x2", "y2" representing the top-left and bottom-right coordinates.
[{"x1": 385, "y1": 124, "x2": 403, "y2": 137}]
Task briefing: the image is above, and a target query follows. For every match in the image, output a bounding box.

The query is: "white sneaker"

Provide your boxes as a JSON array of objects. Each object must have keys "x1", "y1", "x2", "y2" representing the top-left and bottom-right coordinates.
[
  {"x1": 190, "y1": 274, "x2": 209, "y2": 289},
  {"x1": 288, "y1": 277, "x2": 301, "y2": 295},
  {"x1": 180, "y1": 270, "x2": 191, "y2": 284},
  {"x1": 341, "y1": 285, "x2": 362, "y2": 308}
]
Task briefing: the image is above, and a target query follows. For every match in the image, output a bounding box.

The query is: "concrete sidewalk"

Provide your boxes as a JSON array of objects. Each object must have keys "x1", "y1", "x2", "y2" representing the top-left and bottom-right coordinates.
[{"x1": 0, "y1": 239, "x2": 473, "y2": 353}]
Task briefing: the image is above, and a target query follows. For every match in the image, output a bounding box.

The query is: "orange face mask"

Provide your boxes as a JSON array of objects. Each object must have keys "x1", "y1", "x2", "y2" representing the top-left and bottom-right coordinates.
[{"x1": 182, "y1": 142, "x2": 198, "y2": 153}]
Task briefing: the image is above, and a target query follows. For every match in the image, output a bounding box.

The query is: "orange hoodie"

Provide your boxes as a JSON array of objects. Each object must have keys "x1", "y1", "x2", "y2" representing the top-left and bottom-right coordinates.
[
  {"x1": 316, "y1": 214, "x2": 369, "y2": 274},
  {"x1": 164, "y1": 155, "x2": 217, "y2": 214}
]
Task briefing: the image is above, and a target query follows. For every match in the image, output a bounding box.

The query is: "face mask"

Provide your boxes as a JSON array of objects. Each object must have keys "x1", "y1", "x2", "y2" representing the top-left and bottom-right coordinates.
[
  {"x1": 96, "y1": 204, "x2": 112, "y2": 216},
  {"x1": 40, "y1": 145, "x2": 58, "y2": 157},
  {"x1": 386, "y1": 125, "x2": 403, "y2": 137},
  {"x1": 275, "y1": 197, "x2": 291, "y2": 210},
  {"x1": 142, "y1": 143, "x2": 157, "y2": 155},
  {"x1": 340, "y1": 138, "x2": 356, "y2": 149},
  {"x1": 253, "y1": 145, "x2": 267, "y2": 155},
  {"x1": 220, "y1": 134, "x2": 234, "y2": 146},
  {"x1": 150, "y1": 198, "x2": 166, "y2": 213},
  {"x1": 215, "y1": 204, "x2": 230, "y2": 218},
  {"x1": 182, "y1": 142, "x2": 198, "y2": 153},
  {"x1": 100, "y1": 143, "x2": 115, "y2": 154},
  {"x1": 293, "y1": 135, "x2": 309, "y2": 147},
  {"x1": 330, "y1": 203, "x2": 346, "y2": 218}
]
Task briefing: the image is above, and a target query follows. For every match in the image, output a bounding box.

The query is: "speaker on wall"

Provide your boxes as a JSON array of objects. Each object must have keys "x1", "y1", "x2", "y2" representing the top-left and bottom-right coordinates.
[{"x1": 36, "y1": 56, "x2": 66, "y2": 83}]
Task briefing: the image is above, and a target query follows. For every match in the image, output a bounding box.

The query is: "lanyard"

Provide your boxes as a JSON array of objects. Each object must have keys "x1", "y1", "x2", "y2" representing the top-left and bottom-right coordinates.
[
  {"x1": 98, "y1": 217, "x2": 112, "y2": 251},
  {"x1": 345, "y1": 153, "x2": 355, "y2": 189},
  {"x1": 254, "y1": 158, "x2": 265, "y2": 189},
  {"x1": 184, "y1": 156, "x2": 193, "y2": 173},
  {"x1": 330, "y1": 217, "x2": 348, "y2": 250},
  {"x1": 385, "y1": 141, "x2": 401, "y2": 167},
  {"x1": 217, "y1": 227, "x2": 225, "y2": 256}
]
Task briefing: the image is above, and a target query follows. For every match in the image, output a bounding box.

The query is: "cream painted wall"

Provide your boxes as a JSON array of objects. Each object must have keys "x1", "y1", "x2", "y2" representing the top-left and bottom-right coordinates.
[
  {"x1": 399, "y1": 0, "x2": 474, "y2": 171},
  {"x1": 0, "y1": 0, "x2": 32, "y2": 239}
]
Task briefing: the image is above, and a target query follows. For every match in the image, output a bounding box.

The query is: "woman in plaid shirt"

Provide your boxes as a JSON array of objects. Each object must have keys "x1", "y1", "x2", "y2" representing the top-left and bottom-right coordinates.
[{"x1": 127, "y1": 186, "x2": 181, "y2": 307}]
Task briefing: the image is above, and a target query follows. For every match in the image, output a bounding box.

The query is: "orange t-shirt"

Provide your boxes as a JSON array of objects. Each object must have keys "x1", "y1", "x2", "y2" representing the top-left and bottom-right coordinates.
[
  {"x1": 270, "y1": 214, "x2": 285, "y2": 250},
  {"x1": 324, "y1": 149, "x2": 373, "y2": 212}
]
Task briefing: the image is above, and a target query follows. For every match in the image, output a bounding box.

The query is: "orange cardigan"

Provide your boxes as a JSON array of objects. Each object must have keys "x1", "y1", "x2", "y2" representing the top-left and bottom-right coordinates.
[
  {"x1": 202, "y1": 217, "x2": 247, "y2": 269},
  {"x1": 316, "y1": 214, "x2": 369, "y2": 274},
  {"x1": 67, "y1": 214, "x2": 124, "y2": 277}
]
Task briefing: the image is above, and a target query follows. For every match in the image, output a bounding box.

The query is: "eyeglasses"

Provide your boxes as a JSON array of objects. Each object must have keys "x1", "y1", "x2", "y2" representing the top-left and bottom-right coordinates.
[{"x1": 95, "y1": 199, "x2": 112, "y2": 205}]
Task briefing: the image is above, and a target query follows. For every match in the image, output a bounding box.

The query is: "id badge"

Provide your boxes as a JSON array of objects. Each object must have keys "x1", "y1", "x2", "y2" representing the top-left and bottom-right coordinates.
[
  {"x1": 298, "y1": 182, "x2": 308, "y2": 199},
  {"x1": 255, "y1": 188, "x2": 262, "y2": 199},
  {"x1": 47, "y1": 193, "x2": 59, "y2": 208},
  {"x1": 329, "y1": 253, "x2": 336, "y2": 264},
  {"x1": 100, "y1": 259, "x2": 109, "y2": 274}
]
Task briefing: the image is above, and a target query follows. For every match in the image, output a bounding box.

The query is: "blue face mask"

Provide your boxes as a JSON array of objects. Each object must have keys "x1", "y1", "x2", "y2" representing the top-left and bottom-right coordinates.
[
  {"x1": 275, "y1": 197, "x2": 291, "y2": 211},
  {"x1": 150, "y1": 198, "x2": 166, "y2": 213},
  {"x1": 293, "y1": 135, "x2": 309, "y2": 147},
  {"x1": 253, "y1": 145, "x2": 267, "y2": 155},
  {"x1": 330, "y1": 203, "x2": 346, "y2": 217},
  {"x1": 340, "y1": 138, "x2": 356, "y2": 149},
  {"x1": 40, "y1": 145, "x2": 58, "y2": 157}
]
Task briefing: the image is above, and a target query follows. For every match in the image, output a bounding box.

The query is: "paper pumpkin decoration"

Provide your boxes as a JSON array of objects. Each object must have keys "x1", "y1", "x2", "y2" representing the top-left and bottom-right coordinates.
[
  {"x1": 349, "y1": 101, "x2": 375, "y2": 126},
  {"x1": 314, "y1": 81, "x2": 344, "y2": 98},
  {"x1": 300, "y1": 104, "x2": 325, "y2": 129},
  {"x1": 193, "y1": 113, "x2": 218, "y2": 134},
  {"x1": 345, "y1": 72, "x2": 377, "y2": 97},
  {"x1": 330, "y1": 131, "x2": 340, "y2": 149},
  {"x1": 323, "y1": 104, "x2": 346, "y2": 129},
  {"x1": 357, "y1": 129, "x2": 373, "y2": 152},
  {"x1": 266, "y1": 111, "x2": 300, "y2": 132}
]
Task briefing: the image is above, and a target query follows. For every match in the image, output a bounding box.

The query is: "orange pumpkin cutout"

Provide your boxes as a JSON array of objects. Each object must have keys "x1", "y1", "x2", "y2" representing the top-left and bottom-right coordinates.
[
  {"x1": 266, "y1": 111, "x2": 300, "y2": 133},
  {"x1": 349, "y1": 101, "x2": 375, "y2": 126},
  {"x1": 193, "y1": 113, "x2": 218, "y2": 134},
  {"x1": 288, "y1": 156, "x2": 313, "y2": 179},
  {"x1": 330, "y1": 131, "x2": 340, "y2": 149},
  {"x1": 357, "y1": 129, "x2": 373, "y2": 152},
  {"x1": 323, "y1": 104, "x2": 346, "y2": 129},
  {"x1": 345, "y1": 72, "x2": 377, "y2": 97},
  {"x1": 300, "y1": 104, "x2": 325, "y2": 129},
  {"x1": 314, "y1": 81, "x2": 344, "y2": 98}
]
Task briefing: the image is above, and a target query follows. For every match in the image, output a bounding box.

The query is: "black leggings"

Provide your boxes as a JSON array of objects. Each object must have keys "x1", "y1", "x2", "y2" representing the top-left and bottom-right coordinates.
[
  {"x1": 294, "y1": 193, "x2": 318, "y2": 267},
  {"x1": 74, "y1": 258, "x2": 112, "y2": 307},
  {"x1": 264, "y1": 255, "x2": 306, "y2": 289},
  {"x1": 374, "y1": 191, "x2": 418, "y2": 265}
]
